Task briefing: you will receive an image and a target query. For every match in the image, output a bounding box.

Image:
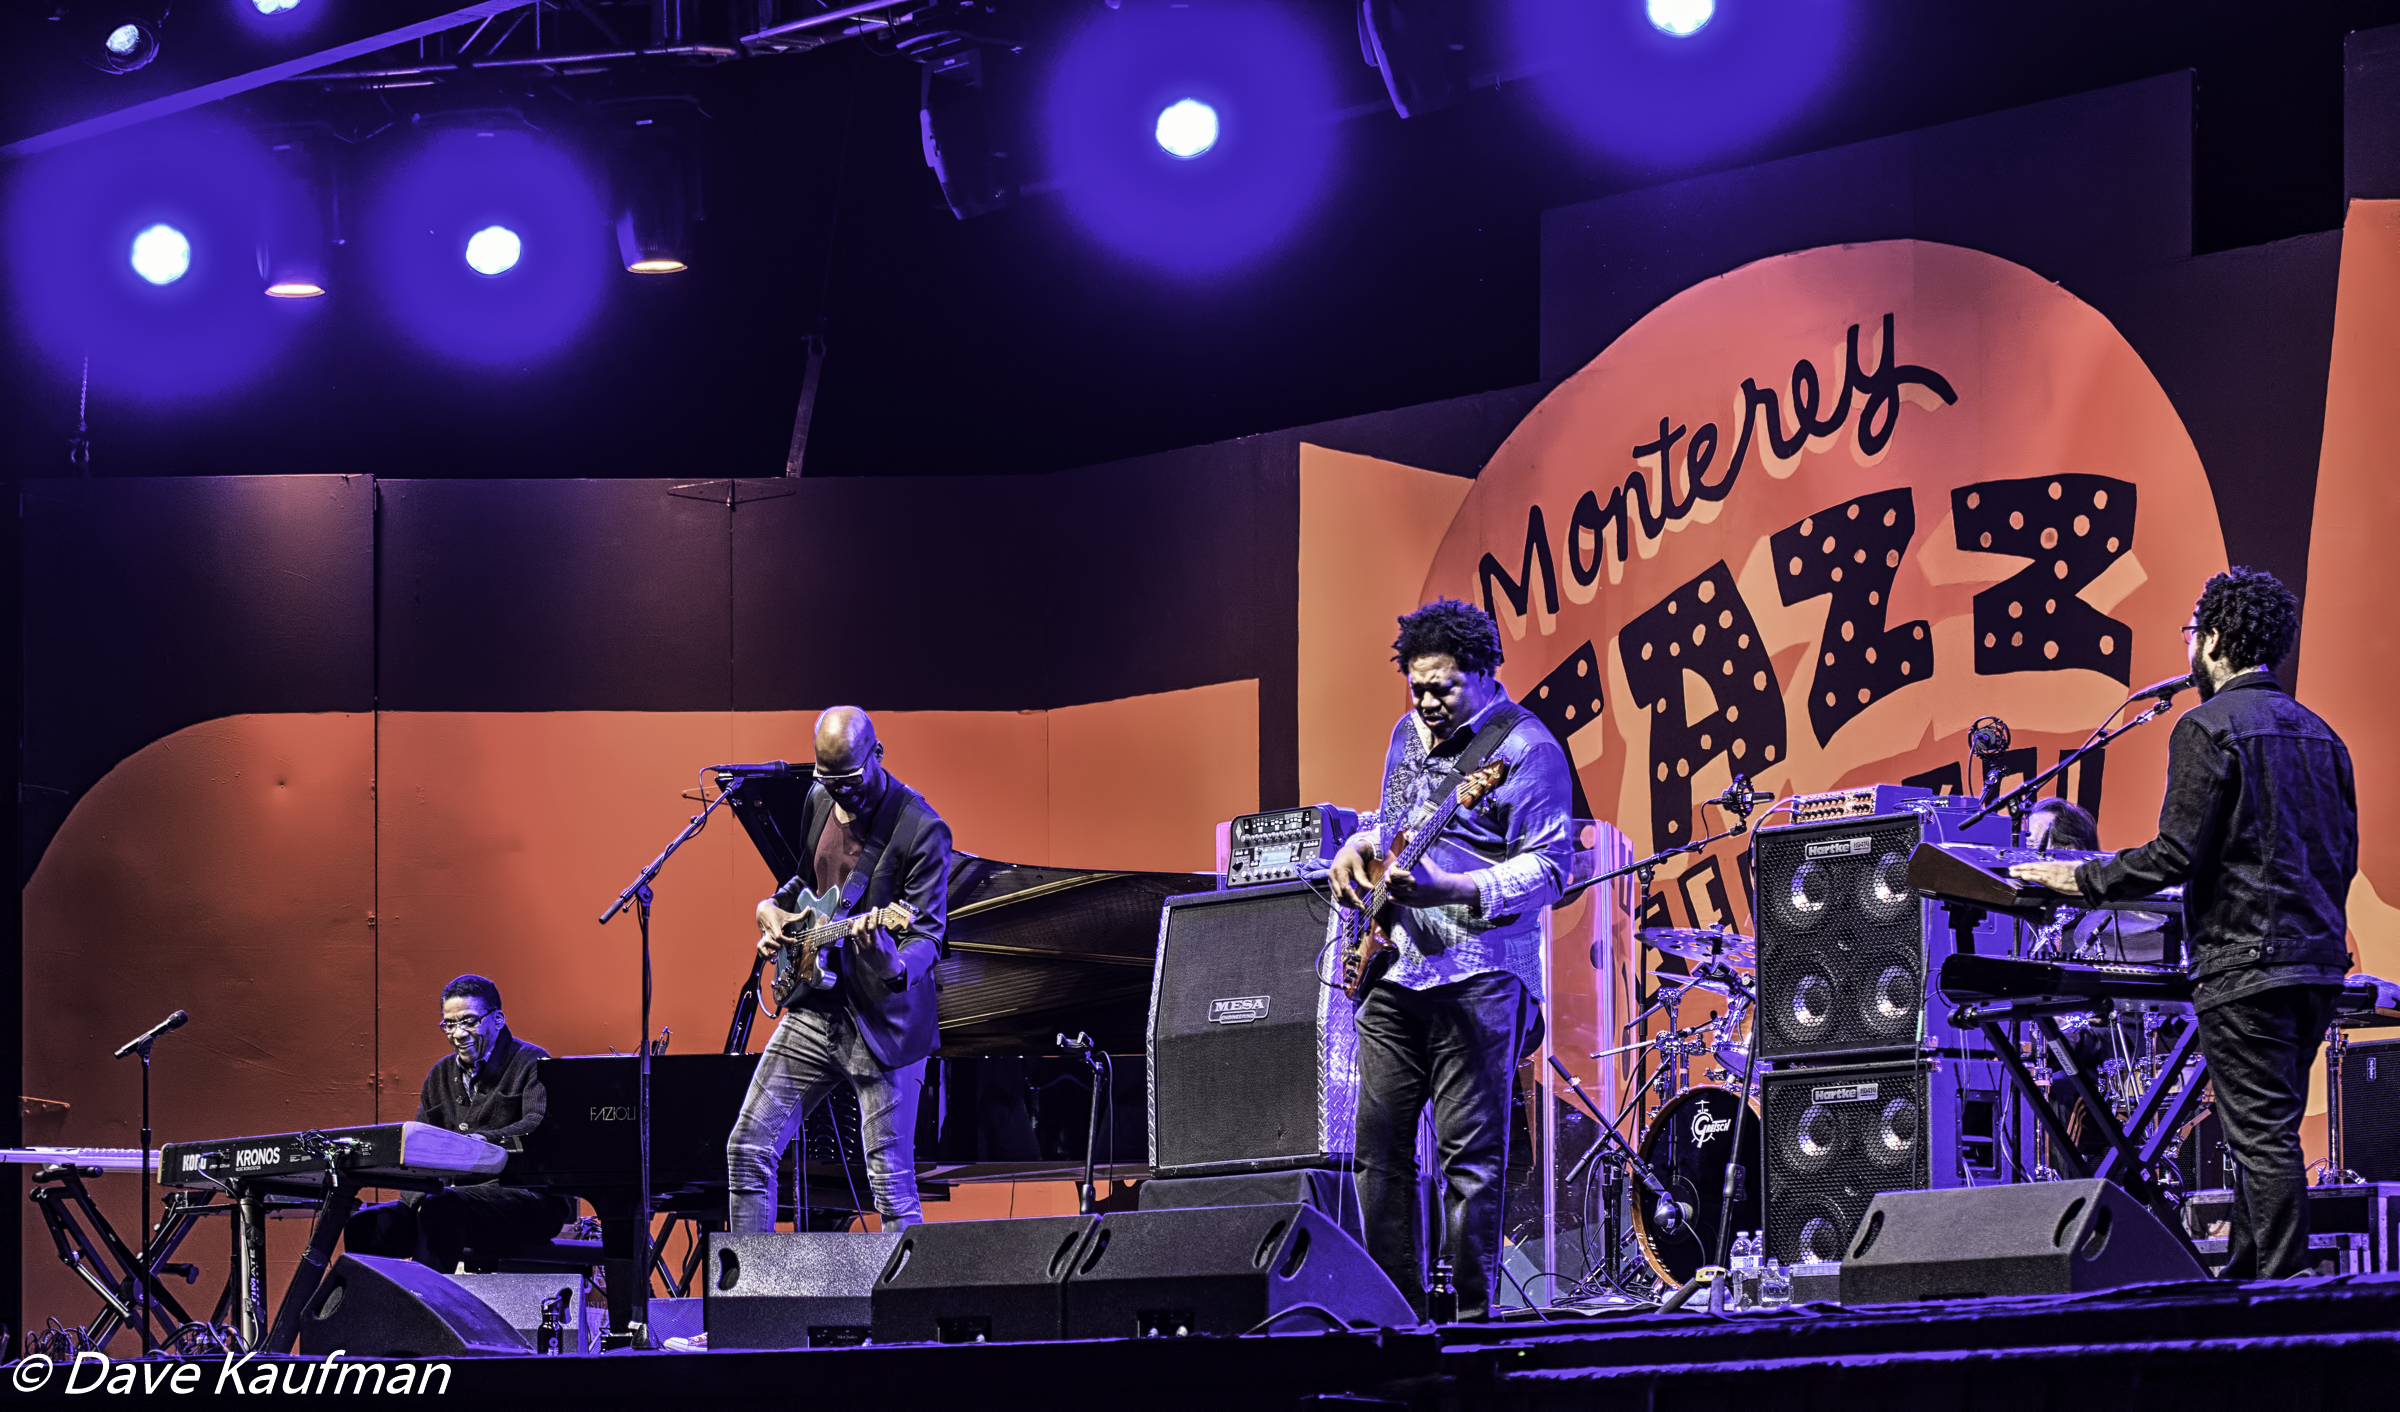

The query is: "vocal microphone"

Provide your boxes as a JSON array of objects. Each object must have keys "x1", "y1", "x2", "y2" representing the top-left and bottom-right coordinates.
[
  {"x1": 2131, "y1": 673, "x2": 2193, "y2": 701},
  {"x1": 114, "y1": 1009, "x2": 187, "y2": 1060},
  {"x1": 708, "y1": 760, "x2": 797, "y2": 776}
]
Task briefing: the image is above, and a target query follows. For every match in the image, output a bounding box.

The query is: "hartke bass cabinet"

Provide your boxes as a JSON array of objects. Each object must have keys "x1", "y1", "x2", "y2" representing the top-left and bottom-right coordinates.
[{"x1": 1148, "y1": 882, "x2": 1358, "y2": 1180}]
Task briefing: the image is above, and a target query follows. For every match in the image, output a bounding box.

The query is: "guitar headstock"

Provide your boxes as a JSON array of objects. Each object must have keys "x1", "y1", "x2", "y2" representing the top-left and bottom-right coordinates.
[{"x1": 1453, "y1": 760, "x2": 1510, "y2": 810}]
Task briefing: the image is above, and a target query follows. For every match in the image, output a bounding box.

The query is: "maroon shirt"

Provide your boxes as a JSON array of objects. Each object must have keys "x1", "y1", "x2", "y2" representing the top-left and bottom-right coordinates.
[{"x1": 797, "y1": 807, "x2": 871, "y2": 1012}]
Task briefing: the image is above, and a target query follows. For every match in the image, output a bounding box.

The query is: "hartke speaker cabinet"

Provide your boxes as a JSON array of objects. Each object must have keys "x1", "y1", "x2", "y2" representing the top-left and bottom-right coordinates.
[
  {"x1": 1149, "y1": 883, "x2": 1357, "y2": 1178},
  {"x1": 1840, "y1": 1179, "x2": 2204, "y2": 1304},
  {"x1": 869, "y1": 1216, "x2": 1095, "y2": 1344},
  {"x1": 297, "y1": 1254, "x2": 531, "y2": 1357},
  {"x1": 703, "y1": 1230, "x2": 902, "y2": 1348},
  {"x1": 1061, "y1": 1203, "x2": 1414, "y2": 1339}
]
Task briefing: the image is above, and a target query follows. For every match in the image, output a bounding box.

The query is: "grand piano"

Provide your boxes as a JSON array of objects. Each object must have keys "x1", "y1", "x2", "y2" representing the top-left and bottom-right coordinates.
[{"x1": 504, "y1": 770, "x2": 1216, "y2": 1340}]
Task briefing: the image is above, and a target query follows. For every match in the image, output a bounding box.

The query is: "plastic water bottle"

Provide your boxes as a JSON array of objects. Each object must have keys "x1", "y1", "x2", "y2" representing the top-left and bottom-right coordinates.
[
  {"x1": 1760, "y1": 1257, "x2": 1792, "y2": 1307},
  {"x1": 1730, "y1": 1233, "x2": 1757, "y2": 1308},
  {"x1": 1427, "y1": 1257, "x2": 1459, "y2": 1324}
]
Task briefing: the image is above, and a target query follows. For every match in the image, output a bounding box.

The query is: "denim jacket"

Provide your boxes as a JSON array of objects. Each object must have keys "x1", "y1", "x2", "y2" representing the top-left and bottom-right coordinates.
[{"x1": 2075, "y1": 671, "x2": 2356, "y2": 982}]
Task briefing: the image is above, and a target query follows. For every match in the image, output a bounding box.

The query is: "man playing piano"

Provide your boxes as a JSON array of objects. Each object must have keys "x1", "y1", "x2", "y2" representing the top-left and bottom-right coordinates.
[
  {"x1": 725, "y1": 706, "x2": 950, "y2": 1238},
  {"x1": 1328, "y1": 599, "x2": 1576, "y2": 1321},
  {"x1": 344, "y1": 975, "x2": 577, "y2": 1269},
  {"x1": 2011, "y1": 567, "x2": 2356, "y2": 1279}
]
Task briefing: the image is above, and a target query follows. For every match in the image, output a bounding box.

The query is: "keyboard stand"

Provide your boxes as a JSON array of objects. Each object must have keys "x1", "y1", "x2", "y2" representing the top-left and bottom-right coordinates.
[
  {"x1": 1952, "y1": 997, "x2": 2212, "y2": 1258},
  {"x1": 28, "y1": 1166, "x2": 228, "y2": 1349}
]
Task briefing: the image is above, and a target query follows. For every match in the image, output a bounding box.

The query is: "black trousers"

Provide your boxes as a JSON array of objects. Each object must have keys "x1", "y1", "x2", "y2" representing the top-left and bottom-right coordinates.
[
  {"x1": 2195, "y1": 984, "x2": 2340, "y2": 1280},
  {"x1": 1354, "y1": 970, "x2": 1530, "y2": 1321},
  {"x1": 344, "y1": 1183, "x2": 575, "y2": 1271}
]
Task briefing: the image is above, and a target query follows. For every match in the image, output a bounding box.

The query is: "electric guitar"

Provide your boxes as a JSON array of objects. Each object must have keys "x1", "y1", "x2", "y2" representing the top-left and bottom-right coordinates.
[
  {"x1": 755, "y1": 888, "x2": 918, "y2": 1013},
  {"x1": 1336, "y1": 760, "x2": 1511, "y2": 1003}
]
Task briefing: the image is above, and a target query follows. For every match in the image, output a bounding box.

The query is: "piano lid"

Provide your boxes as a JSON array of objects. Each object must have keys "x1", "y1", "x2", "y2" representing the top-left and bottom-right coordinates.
[{"x1": 721, "y1": 772, "x2": 1217, "y2": 1056}]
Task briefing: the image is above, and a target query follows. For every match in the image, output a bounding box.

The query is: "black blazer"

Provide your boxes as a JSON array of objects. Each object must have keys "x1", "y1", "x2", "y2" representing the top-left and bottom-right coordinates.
[{"x1": 772, "y1": 775, "x2": 952, "y2": 1069}]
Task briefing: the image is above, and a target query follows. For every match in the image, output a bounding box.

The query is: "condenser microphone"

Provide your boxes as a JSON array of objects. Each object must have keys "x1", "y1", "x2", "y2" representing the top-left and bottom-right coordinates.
[{"x1": 2131, "y1": 674, "x2": 2193, "y2": 701}]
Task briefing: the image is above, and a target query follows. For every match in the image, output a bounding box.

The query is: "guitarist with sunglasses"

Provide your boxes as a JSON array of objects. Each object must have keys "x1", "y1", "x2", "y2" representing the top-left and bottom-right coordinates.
[
  {"x1": 725, "y1": 706, "x2": 952, "y2": 1240},
  {"x1": 1327, "y1": 599, "x2": 1576, "y2": 1322}
]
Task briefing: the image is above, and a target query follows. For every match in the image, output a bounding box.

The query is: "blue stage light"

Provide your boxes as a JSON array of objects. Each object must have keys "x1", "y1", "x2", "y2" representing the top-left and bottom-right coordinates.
[
  {"x1": 367, "y1": 128, "x2": 605, "y2": 366},
  {"x1": 1047, "y1": 2, "x2": 1336, "y2": 275},
  {"x1": 251, "y1": 0, "x2": 303, "y2": 12},
  {"x1": 105, "y1": 23, "x2": 145, "y2": 55},
  {"x1": 1646, "y1": 0, "x2": 1714, "y2": 36},
  {"x1": 128, "y1": 223, "x2": 190, "y2": 285},
  {"x1": 1154, "y1": 99, "x2": 1220, "y2": 159},
  {"x1": 464, "y1": 225, "x2": 522, "y2": 276},
  {"x1": 7, "y1": 120, "x2": 310, "y2": 400},
  {"x1": 1516, "y1": 0, "x2": 1845, "y2": 164}
]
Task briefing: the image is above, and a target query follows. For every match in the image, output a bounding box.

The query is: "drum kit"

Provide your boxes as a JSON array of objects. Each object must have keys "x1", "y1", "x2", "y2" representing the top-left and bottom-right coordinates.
[{"x1": 1579, "y1": 921, "x2": 1769, "y2": 1291}]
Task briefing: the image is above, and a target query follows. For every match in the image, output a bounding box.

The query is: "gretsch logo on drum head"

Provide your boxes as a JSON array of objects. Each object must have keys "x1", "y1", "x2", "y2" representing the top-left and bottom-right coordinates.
[
  {"x1": 1690, "y1": 1108, "x2": 1734, "y2": 1145},
  {"x1": 1804, "y1": 838, "x2": 1871, "y2": 859}
]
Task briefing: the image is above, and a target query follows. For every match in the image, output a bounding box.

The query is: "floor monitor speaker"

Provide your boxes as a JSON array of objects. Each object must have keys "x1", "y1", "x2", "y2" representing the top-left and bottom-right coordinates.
[
  {"x1": 1840, "y1": 1179, "x2": 2204, "y2": 1303},
  {"x1": 1149, "y1": 883, "x2": 1356, "y2": 1178},
  {"x1": 868, "y1": 1216, "x2": 1094, "y2": 1344},
  {"x1": 445, "y1": 1271, "x2": 587, "y2": 1354},
  {"x1": 1137, "y1": 1168, "x2": 1364, "y2": 1244},
  {"x1": 703, "y1": 1230, "x2": 902, "y2": 1348},
  {"x1": 297, "y1": 1254, "x2": 530, "y2": 1357},
  {"x1": 1061, "y1": 1203, "x2": 1414, "y2": 1339}
]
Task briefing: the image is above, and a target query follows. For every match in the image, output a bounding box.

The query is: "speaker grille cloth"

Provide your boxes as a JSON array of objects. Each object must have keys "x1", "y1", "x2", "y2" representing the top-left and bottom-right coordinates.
[
  {"x1": 1148, "y1": 887, "x2": 1356, "y2": 1174},
  {"x1": 1754, "y1": 814, "x2": 1930, "y2": 1061},
  {"x1": 1762, "y1": 1061, "x2": 1931, "y2": 1265},
  {"x1": 2340, "y1": 1038, "x2": 2400, "y2": 1182}
]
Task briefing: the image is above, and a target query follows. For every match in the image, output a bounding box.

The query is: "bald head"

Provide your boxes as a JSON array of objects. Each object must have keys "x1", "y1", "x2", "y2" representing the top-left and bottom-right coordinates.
[{"x1": 814, "y1": 706, "x2": 879, "y2": 772}]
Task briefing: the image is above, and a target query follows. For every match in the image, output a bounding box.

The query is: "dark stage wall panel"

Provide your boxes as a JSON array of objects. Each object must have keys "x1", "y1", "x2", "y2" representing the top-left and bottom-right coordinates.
[
  {"x1": 377, "y1": 479, "x2": 733, "y2": 713},
  {"x1": 1540, "y1": 75, "x2": 2196, "y2": 384},
  {"x1": 18, "y1": 475, "x2": 374, "y2": 881}
]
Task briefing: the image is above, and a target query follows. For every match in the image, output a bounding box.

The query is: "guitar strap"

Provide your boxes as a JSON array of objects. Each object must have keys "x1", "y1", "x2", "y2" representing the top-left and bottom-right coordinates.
[{"x1": 1428, "y1": 699, "x2": 1533, "y2": 789}]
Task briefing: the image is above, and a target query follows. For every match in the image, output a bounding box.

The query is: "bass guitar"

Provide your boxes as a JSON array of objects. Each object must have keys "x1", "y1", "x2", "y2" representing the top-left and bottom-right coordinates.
[
  {"x1": 1336, "y1": 759, "x2": 1511, "y2": 1003},
  {"x1": 756, "y1": 888, "x2": 918, "y2": 1013}
]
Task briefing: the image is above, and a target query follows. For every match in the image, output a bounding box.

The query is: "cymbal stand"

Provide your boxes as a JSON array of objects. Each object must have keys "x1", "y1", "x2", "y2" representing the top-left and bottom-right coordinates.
[{"x1": 1699, "y1": 961, "x2": 1763, "y2": 1271}]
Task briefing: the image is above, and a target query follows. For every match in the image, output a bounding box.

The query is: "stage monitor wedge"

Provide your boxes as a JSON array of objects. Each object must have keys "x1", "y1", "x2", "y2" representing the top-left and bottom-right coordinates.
[
  {"x1": 1061, "y1": 1202, "x2": 1413, "y2": 1339},
  {"x1": 1840, "y1": 1179, "x2": 2205, "y2": 1304},
  {"x1": 705, "y1": 1230, "x2": 902, "y2": 1349},
  {"x1": 298, "y1": 1254, "x2": 531, "y2": 1357}
]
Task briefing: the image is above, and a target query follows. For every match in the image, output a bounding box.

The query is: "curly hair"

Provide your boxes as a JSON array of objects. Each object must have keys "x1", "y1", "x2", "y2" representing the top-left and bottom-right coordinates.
[
  {"x1": 2192, "y1": 566, "x2": 2299, "y2": 673},
  {"x1": 442, "y1": 973, "x2": 504, "y2": 1012},
  {"x1": 1393, "y1": 598, "x2": 1505, "y2": 677}
]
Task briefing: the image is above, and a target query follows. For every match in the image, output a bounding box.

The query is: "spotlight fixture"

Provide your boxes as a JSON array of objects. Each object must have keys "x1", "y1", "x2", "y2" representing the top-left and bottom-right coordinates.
[
  {"x1": 611, "y1": 119, "x2": 695, "y2": 274},
  {"x1": 129, "y1": 223, "x2": 191, "y2": 286},
  {"x1": 917, "y1": 42, "x2": 1014, "y2": 220},
  {"x1": 464, "y1": 225, "x2": 521, "y2": 276},
  {"x1": 251, "y1": 0, "x2": 303, "y2": 11},
  {"x1": 91, "y1": 15, "x2": 163, "y2": 73},
  {"x1": 259, "y1": 133, "x2": 334, "y2": 298},
  {"x1": 1646, "y1": 0, "x2": 1714, "y2": 37},
  {"x1": 1358, "y1": 0, "x2": 1468, "y2": 119},
  {"x1": 1153, "y1": 98, "x2": 1218, "y2": 159}
]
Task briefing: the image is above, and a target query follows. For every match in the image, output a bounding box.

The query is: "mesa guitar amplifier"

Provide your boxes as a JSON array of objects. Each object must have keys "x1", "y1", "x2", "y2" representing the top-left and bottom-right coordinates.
[
  {"x1": 1226, "y1": 805, "x2": 1359, "y2": 888},
  {"x1": 1149, "y1": 883, "x2": 1355, "y2": 1177}
]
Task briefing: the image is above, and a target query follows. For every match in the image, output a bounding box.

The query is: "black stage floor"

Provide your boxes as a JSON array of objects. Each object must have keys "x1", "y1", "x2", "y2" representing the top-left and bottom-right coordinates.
[{"x1": 14, "y1": 1275, "x2": 2400, "y2": 1408}]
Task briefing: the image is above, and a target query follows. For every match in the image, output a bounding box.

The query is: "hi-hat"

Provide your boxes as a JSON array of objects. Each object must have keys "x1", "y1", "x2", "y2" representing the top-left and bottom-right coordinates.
[{"x1": 1639, "y1": 926, "x2": 1755, "y2": 966}]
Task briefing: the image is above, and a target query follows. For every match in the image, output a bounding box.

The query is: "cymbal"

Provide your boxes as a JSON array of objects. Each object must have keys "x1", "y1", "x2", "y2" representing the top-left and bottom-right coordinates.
[{"x1": 1640, "y1": 927, "x2": 1756, "y2": 966}]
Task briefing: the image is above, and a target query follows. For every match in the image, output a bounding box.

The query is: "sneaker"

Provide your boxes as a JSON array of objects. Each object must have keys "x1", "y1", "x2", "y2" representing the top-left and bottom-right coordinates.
[{"x1": 661, "y1": 1332, "x2": 708, "y2": 1352}]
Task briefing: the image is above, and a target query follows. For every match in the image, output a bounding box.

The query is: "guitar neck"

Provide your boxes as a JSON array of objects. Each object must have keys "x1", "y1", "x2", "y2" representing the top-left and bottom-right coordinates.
[{"x1": 1361, "y1": 793, "x2": 1472, "y2": 915}]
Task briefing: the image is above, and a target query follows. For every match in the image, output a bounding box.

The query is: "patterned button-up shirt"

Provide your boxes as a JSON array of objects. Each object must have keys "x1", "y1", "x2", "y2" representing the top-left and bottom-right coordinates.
[{"x1": 1353, "y1": 690, "x2": 1576, "y2": 999}]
